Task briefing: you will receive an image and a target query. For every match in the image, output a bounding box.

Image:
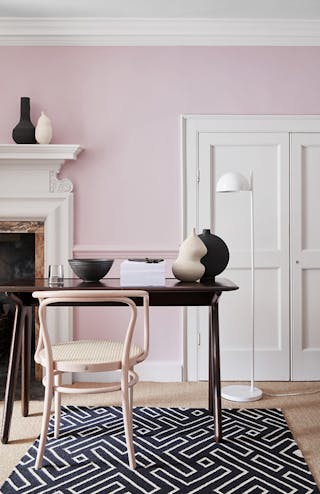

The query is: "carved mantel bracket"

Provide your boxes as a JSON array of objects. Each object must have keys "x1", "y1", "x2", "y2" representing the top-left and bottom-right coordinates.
[{"x1": 49, "y1": 171, "x2": 74, "y2": 193}]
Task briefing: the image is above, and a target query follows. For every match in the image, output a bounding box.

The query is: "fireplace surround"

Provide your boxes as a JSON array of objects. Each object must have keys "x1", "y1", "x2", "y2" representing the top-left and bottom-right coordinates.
[{"x1": 0, "y1": 144, "x2": 82, "y2": 344}]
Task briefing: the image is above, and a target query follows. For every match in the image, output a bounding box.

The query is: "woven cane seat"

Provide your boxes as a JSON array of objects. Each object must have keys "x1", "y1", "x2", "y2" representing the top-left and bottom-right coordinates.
[{"x1": 38, "y1": 339, "x2": 143, "y2": 372}]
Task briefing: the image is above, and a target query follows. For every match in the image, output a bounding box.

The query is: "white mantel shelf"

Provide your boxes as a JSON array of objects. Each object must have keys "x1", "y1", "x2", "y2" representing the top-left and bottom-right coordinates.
[
  {"x1": 0, "y1": 144, "x2": 83, "y2": 193},
  {"x1": 0, "y1": 144, "x2": 82, "y2": 162}
]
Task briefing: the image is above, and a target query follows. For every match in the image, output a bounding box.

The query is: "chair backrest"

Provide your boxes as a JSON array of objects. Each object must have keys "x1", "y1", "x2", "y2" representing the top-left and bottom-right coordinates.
[{"x1": 32, "y1": 290, "x2": 150, "y2": 369}]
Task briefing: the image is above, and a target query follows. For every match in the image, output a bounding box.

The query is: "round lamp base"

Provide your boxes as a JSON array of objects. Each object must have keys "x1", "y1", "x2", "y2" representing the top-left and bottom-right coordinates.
[{"x1": 221, "y1": 384, "x2": 263, "y2": 402}]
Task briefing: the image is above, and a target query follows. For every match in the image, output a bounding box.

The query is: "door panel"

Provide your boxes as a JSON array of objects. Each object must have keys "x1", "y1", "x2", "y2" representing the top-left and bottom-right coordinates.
[
  {"x1": 291, "y1": 133, "x2": 320, "y2": 379},
  {"x1": 197, "y1": 132, "x2": 290, "y2": 380},
  {"x1": 302, "y1": 270, "x2": 320, "y2": 349}
]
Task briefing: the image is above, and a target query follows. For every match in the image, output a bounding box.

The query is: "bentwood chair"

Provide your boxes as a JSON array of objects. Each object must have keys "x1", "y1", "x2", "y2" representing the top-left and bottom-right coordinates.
[{"x1": 32, "y1": 289, "x2": 150, "y2": 470}]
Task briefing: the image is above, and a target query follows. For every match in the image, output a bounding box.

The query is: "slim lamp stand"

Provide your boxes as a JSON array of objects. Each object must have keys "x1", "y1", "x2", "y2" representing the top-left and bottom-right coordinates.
[{"x1": 217, "y1": 171, "x2": 263, "y2": 402}]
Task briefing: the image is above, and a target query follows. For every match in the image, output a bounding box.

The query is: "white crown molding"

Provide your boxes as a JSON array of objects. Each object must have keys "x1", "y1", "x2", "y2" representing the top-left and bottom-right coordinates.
[{"x1": 1, "y1": 17, "x2": 320, "y2": 46}]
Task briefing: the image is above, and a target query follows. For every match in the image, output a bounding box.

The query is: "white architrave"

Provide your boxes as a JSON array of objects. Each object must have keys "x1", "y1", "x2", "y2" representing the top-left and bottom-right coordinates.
[
  {"x1": 290, "y1": 133, "x2": 320, "y2": 379},
  {"x1": 0, "y1": 144, "x2": 82, "y2": 344},
  {"x1": 182, "y1": 115, "x2": 320, "y2": 382}
]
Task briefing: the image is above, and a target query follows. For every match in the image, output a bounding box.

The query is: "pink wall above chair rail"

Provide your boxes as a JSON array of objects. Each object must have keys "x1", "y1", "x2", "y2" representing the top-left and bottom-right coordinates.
[
  {"x1": 1, "y1": 46, "x2": 320, "y2": 372},
  {"x1": 1, "y1": 46, "x2": 320, "y2": 249}
]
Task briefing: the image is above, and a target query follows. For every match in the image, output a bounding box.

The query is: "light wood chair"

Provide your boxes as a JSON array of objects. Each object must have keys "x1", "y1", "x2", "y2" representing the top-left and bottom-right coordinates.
[{"x1": 32, "y1": 289, "x2": 149, "y2": 470}]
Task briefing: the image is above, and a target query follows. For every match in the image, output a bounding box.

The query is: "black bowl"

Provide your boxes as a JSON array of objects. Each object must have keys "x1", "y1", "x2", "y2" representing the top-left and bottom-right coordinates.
[{"x1": 68, "y1": 259, "x2": 114, "y2": 282}]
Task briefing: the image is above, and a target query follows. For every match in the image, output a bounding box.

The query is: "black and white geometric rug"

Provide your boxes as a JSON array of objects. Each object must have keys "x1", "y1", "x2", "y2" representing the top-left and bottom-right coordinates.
[{"x1": 1, "y1": 406, "x2": 319, "y2": 493}]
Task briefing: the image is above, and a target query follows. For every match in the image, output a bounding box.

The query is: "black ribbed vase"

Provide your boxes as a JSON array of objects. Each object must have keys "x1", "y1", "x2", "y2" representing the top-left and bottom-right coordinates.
[
  {"x1": 12, "y1": 97, "x2": 36, "y2": 144},
  {"x1": 198, "y1": 228, "x2": 230, "y2": 281}
]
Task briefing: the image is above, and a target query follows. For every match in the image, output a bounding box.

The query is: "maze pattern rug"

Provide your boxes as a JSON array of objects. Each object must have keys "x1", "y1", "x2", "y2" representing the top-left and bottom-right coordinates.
[{"x1": 1, "y1": 406, "x2": 319, "y2": 493}]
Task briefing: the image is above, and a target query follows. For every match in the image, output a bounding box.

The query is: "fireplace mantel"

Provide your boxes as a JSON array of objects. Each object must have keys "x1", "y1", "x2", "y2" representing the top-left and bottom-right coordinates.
[
  {"x1": 0, "y1": 144, "x2": 82, "y2": 193},
  {"x1": 0, "y1": 143, "x2": 82, "y2": 344}
]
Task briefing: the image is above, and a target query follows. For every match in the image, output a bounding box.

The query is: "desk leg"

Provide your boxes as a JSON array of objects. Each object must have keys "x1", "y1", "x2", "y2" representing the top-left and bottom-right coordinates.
[
  {"x1": 21, "y1": 307, "x2": 32, "y2": 417},
  {"x1": 208, "y1": 317, "x2": 213, "y2": 415},
  {"x1": 209, "y1": 294, "x2": 222, "y2": 442},
  {"x1": 1, "y1": 299, "x2": 24, "y2": 444}
]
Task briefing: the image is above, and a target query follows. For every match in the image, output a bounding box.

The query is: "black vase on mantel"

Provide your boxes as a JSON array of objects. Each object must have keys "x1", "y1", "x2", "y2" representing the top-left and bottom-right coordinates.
[
  {"x1": 198, "y1": 228, "x2": 230, "y2": 281},
  {"x1": 12, "y1": 97, "x2": 36, "y2": 144}
]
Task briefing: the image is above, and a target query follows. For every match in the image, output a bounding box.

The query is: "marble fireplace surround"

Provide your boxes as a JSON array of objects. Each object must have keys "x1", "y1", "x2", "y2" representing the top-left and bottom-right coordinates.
[
  {"x1": 0, "y1": 144, "x2": 82, "y2": 343},
  {"x1": 0, "y1": 220, "x2": 44, "y2": 280}
]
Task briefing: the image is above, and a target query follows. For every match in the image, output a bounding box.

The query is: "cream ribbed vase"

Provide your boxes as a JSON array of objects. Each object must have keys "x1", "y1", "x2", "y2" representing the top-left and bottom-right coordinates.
[
  {"x1": 35, "y1": 111, "x2": 53, "y2": 144},
  {"x1": 172, "y1": 228, "x2": 207, "y2": 282}
]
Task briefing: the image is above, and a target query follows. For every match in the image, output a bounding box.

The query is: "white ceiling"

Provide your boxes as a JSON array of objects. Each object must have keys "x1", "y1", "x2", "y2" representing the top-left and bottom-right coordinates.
[{"x1": 1, "y1": 0, "x2": 320, "y2": 19}]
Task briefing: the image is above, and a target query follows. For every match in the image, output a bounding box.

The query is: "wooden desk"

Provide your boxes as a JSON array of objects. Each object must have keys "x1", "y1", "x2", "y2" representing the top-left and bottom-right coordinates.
[{"x1": 0, "y1": 277, "x2": 238, "y2": 444}]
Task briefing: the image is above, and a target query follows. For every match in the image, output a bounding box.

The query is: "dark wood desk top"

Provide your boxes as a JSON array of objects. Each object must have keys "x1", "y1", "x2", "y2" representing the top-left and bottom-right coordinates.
[{"x1": 0, "y1": 277, "x2": 238, "y2": 306}]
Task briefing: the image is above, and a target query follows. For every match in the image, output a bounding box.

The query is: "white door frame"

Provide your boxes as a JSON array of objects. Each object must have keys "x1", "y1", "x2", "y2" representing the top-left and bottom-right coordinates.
[
  {"x1": 291, "y1": 132, "x2": 320, "y2": 379},
  {"x1": 182, "y1": 115, "x2": 320, "y2": 381}
]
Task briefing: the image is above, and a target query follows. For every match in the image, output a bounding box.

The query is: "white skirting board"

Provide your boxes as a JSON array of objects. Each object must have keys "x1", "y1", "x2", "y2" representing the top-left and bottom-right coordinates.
[{"x1": 73, "y1": 361, "x2": 183, "y2": 384}]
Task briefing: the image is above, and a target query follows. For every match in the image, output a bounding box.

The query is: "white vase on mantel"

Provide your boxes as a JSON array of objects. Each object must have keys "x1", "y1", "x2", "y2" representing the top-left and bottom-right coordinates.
[
  {"x1": 172, "y1": 228, "x2": 207, "y2": 282},
  {"x1": 35, "y1": 111, "x2": 53, "y2": 144}
]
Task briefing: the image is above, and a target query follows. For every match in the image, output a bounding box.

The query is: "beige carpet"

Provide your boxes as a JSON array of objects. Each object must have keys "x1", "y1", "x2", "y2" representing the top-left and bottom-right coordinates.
[{"x1": 1, "y1": 381, "x2": 320, "y2": 488}]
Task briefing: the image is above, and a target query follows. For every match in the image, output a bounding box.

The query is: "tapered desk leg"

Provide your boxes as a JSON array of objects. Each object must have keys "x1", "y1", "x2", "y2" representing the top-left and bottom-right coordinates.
[
  {"x1": 21, "y1": 307, "x2": 32, "y2": 417},
  {"x1": 1, "y1": 297, "x2": 24, "y2": 444},
  {"x1": 208, "y1": 317, "x2": 213, "y2": 415},
  {"x1": 209, "y1": 294, "x2": 222, "y2": 442}
]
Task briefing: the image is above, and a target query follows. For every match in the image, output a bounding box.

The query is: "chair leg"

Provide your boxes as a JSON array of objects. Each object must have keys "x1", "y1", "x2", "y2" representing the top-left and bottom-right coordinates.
[
  {"x1": 129, "y1": 386, "x2": 133, "y2": 414},
  {"x1": 54, "y1": 374, "x2": 62, "y2": 439},
  {"x1": 121, "y1": 371, "x2": 136, "y2": 469},
  {"x1": 129, "y1": 366, "x2": 134, "y2": 413},
  {"x1": 35, "y1": 373, "x2": 53, "y2": 469}
]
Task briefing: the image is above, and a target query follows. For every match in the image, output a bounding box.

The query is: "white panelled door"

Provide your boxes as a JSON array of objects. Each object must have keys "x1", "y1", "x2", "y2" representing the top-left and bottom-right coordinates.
[
  {"x1": 197, "y1": 132, "x2": 290, "y2": 380},
  {"x1": 291, "y1": 133, "x2": 320, "y2": 379},
  {"x1": 183, "y1": 115, "x2": 320, "y2": 382}
]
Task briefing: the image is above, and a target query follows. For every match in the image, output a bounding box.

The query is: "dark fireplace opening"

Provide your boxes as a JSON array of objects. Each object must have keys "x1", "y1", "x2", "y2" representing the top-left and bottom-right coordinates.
[
  {"x1": 0, "y1": 233, "x2": 35, "y2": 281},
  {"x1": 0, "y1": 227, "x2": 44, "y2": 400}
]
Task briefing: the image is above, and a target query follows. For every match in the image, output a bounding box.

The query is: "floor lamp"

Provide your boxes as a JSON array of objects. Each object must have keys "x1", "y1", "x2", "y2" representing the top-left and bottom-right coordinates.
[{"x1": 216, "y1": 171, "x2": 263, "y2": 402}]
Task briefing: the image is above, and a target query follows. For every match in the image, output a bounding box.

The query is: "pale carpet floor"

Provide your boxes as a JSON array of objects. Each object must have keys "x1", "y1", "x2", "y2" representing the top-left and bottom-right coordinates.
[{"x1": 0, "y1": 381, "x2": 320, "y2": 488}]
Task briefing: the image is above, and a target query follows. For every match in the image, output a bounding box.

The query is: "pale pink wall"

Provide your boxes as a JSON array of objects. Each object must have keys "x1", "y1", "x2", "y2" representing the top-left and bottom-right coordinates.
[
  {"x1": 2, "y1": 47, "x2": 320, "y2": 247},
  {"x1": 1, "y1": 46, "x2": 320, "y2": 370}
]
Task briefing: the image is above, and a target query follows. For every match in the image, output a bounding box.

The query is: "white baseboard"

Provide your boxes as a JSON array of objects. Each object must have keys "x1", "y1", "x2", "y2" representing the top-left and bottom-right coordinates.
[{"x1": 73, "y1": 361, "x2": 182, "y2": 384}]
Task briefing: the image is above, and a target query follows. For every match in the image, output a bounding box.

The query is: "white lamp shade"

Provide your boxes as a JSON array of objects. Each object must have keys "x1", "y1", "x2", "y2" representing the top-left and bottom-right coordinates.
[{"x1": 216, "y1": 172, "x2": 251, "y2": 192}]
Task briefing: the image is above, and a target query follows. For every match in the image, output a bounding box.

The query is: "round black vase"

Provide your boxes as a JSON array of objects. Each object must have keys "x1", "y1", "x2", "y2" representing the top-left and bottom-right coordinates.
[
  {"x1": 198, "y1": 229, "x2": 230, "y2": 281},
  {"x1": 12, "y1": 97, "x2": 36, "y2": 144}
]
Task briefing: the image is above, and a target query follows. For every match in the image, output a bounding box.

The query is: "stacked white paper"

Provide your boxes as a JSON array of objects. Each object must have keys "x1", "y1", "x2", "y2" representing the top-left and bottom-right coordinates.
[{"x1": 120, "y1": 260, "x2": 166, "y2": 286}]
